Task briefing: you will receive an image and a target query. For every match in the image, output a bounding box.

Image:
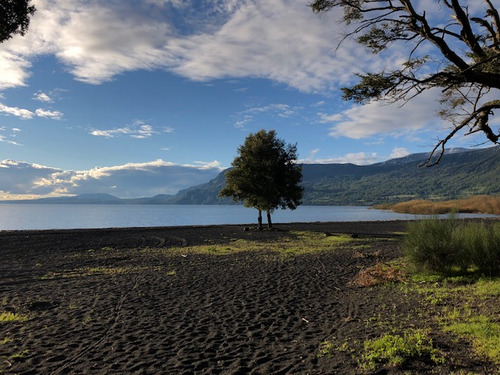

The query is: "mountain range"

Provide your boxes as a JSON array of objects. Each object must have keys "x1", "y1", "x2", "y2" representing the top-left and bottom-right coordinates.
[{"x1": 3, "y1": 147, "x2": 499, "y2": 205}]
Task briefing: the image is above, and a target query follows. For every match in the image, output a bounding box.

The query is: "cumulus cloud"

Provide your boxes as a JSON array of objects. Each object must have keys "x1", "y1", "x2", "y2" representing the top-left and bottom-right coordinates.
[
  {"x1": 0, "y1": 159, "x2": 224, "y2": 199},
  {"x1": 0, "y1": 103, "x2": 34, "y2": 119}
]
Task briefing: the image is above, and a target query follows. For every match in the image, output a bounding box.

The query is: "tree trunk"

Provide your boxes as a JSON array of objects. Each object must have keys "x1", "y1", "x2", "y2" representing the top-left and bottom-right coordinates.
[
  {"x1": 257, "y1": 209, "x2": 263, "y2": 231},
  {"x1": 267, "y1": 210, "x2": 272, "y2": 230}
]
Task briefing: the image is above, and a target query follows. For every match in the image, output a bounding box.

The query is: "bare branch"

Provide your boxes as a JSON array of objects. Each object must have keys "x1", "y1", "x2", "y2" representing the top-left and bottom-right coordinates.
[
  {"x1": 422, "y1": 100, "x2": 500, "y2": 166},
  {"x1": 449, "y1": 0, "x2": 486, "y2": 57}
]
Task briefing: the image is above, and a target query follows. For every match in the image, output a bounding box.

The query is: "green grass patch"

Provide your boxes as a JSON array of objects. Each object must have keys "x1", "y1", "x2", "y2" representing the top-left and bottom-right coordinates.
[
  {"x1": 409, "y1": 274, "x2": 500, "y2": 365},
  {"x1": 474, "y1": 278, "x2": 500, "y2": 296},
  {"x1": 42, "y1": 265, "x2": 149, "y2": 279},
  {"x1": 0, "y1": 312, "x2": 28, "y2": 323},
  {"x1": 445, "y1": 315, "x2": 500, "y2": 362},
  {"x1": 162, "y1": 231, "x2": 356, "y2": 258},
  {"x1": 360, "y1": 329, "x2": 443, "y2": 370},
  {"x1": 317, "y1": 339, "x2": 353, "y2": 358}
]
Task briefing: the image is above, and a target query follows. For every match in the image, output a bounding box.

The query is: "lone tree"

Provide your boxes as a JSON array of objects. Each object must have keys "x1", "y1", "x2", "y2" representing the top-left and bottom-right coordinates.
[
  {"x1": 310, "y1": 0, "x2": 500, "y2": 165},
  {"x1": 219, "y1": 129, "x2": 303, "y2": 230},
  {"x1": 0, "y1": 0, "x2": 36, "y2": 44}
]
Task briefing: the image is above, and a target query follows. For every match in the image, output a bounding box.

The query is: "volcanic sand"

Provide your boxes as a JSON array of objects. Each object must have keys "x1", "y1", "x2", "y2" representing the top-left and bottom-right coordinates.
[{"x1": 0, "y1": 221, "x2": 497, "y2": 374}]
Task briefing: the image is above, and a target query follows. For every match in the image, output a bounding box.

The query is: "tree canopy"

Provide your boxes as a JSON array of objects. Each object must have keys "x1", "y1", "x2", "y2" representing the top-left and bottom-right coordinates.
[
  {"x1": 0, "y1": 0, "x2": 36, "y2": 44},
  {"x1": 310, "y1": 0, "x2": 500, "y2": 165},
  {"x1": 219, "y1": 129, "x2": 303, "y2": 230}
]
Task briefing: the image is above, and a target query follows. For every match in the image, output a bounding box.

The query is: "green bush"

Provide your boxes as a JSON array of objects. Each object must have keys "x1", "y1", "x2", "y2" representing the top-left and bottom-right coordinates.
[
  {"x1": 404, "y1": 217, "x2": 500, "y2": 274},
  {"x1": 403, "y1": 215, "x2": 459, "y2": 273}
]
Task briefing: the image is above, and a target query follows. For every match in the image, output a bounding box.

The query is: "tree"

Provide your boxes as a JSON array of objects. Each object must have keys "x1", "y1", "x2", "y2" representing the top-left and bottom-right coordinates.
[
  {"x1": 310, "y1": 0, "x2": 500, "y2": 165},
  {"x1": 0, "y1": 0, "x2": 36, "y2": 44},
  {"x1": 219, "y1": 129, "x2": 303, "y2": 230}
]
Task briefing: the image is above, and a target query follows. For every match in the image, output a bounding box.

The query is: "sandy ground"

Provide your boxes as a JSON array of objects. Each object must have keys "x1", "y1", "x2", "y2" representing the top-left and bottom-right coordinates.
[{"x1": 0, "y1": 221, "x2": 497, "y2": 374}]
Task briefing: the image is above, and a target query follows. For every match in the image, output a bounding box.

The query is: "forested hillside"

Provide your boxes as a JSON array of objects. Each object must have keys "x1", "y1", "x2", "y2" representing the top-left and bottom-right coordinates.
[{"x1": 170, "y1": 147, "x2": 499, "y2": 205}]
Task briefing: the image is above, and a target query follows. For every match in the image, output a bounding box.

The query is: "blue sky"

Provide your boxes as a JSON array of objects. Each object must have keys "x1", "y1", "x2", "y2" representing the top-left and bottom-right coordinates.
[{"x1": 0, "y1": 0, "x2": 497, "y2": 199}]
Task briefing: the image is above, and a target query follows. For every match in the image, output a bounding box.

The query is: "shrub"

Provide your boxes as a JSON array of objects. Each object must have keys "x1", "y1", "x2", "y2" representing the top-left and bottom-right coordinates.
[
  {"x1": 403, "y1": 215, "x2": 459, "y2": 273},
  {"x1": 404, "y1": 217, "x2": 500, "y2": 274}
]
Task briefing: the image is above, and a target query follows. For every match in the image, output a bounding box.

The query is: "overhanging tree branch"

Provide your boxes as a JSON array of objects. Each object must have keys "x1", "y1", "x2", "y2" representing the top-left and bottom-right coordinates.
[{"x1": 310, "y1": 0, "x2": 500, "y2": 165}]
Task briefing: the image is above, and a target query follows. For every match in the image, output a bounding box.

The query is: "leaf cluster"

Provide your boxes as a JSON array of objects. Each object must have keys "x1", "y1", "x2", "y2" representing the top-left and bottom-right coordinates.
[{"x1": 0, "y1": 0, "x2": 36, "y2": 43}]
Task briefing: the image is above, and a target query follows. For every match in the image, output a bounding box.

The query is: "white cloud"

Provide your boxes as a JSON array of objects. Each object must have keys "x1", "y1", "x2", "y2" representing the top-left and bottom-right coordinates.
[
  {"x1": 0, "y1": 50, "x2": 31, "y2": 90},
  {"x1": 0, "y1": 135, "x2": 22, "y2": 146},
  {"x1": 300, "y1": 151, "x2": 381, "y2": 166},
  {"x1": 0, "y1": 103, "x2": 64, "y2": 120},
  {"x1": 390, "y1": 147, "x2": 410, "y2": 159},
  {"x1": 0, "y1": 126, "x2": 22, "y2": 146},
  {"x1": 321, "y1": 90, "x2": 447, "y2": 140},
  {"x1": 0, "y1": 0, "x2": 372, "y2": 93},
  {"x1": 169, "y1": 0, "x2": 358, "y2": 92},
  {"x1": 35, "y1": 108, "x2": 63, "y2": 119},
  {"x1": 0, "y1": 103, "x2": 34, "y2": 119},
  {"x1": 0, "y1": 158, "x2": 223, "y2": 199},
  {"x1": 34, "y1": 92, "x2": 53, "y2": 102},
  {"x1": 90, "y1": 121, "x2": 163, "y2": 139},
  {"x1": 233, "y1": 103, "x2": 300, "y2": 128}
]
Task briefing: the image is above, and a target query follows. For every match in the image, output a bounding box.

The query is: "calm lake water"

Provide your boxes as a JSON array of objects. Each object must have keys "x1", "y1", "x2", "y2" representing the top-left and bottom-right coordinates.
[{"x1": 0, "y1": 204, "x2": 497, "y2": 231}]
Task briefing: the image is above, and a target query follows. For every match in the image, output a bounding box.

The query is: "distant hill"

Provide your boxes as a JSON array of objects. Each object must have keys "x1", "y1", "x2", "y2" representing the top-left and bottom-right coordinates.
[
  {"x1": 2, "y1": 147, "x2": 498, "y2": 205},
  {"x1": 169, "y1": 146, "x2": 500, "y2": 205}
]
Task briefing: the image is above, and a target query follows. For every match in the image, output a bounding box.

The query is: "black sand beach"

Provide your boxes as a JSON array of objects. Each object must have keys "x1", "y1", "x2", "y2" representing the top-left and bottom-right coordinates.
[{"x1": 1, "y1": 221, "x2": 498, "y2": 374}]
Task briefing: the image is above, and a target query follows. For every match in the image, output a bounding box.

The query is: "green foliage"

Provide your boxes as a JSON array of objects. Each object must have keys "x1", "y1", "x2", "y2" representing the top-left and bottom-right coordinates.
[
  {"x1": 0, "y1": 312, "x2": 28, "y2": 323},
  {"x1": 219, "y1": 129, "x2": 303, "y2": 228},
  {"x1": 411, "y1": 274, "x2": 500, "y2": 365},
  {"x1": 445, "y1": 315, "x2": 500, "y2": 362},
  {"x1": 341, "y1": 73, "x2": 396, "y2": 103},
  {"x1": 0, "y1": 0, "x2": 36, "y2": 43},
  {"x1": 317, "y1": 339, "x2": 353, "y2": 358},
  {"x1": 360, "y1": 329, "x2": 443, "y2": 370},
  {"x1": 404, "y1": 215, "x2": 460, "y2": 273},
  {"x1": 404, "y1": 217, "x2": 500, "y2": 274}
]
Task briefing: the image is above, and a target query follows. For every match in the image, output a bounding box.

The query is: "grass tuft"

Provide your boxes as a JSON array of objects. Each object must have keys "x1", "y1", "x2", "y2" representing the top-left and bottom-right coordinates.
[
  {"x1": 0, "y1": 312, "x2": 28, "y2": 323},
  {"x1": 445, "y1": 315, "x2": 500, "y2": 362},
  {"x1": 360, "y1": 329, "x2": 443, "y2": 370}
]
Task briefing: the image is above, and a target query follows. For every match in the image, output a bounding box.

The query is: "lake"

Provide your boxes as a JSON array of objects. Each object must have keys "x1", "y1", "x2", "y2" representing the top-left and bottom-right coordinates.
[{"x1": 0, "y1": 204, "x2": 497, "y2": 231}]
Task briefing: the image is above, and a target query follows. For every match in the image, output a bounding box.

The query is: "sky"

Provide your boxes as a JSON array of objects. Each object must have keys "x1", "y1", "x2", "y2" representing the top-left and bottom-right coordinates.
[{"x1": 0, "y1": 0, "x2": 498, "y2": 199}]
